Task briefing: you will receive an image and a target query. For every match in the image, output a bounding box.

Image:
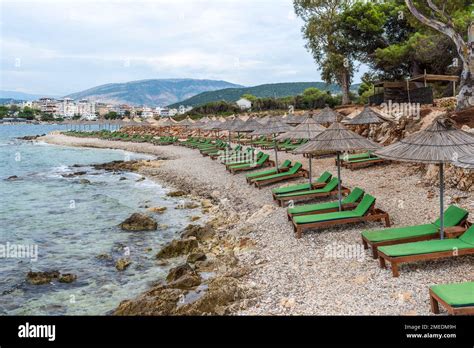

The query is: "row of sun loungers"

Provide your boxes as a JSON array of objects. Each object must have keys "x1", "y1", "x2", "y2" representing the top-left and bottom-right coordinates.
[{"x1": 177, "y1": 135, "x2": 472, "y2": 314}]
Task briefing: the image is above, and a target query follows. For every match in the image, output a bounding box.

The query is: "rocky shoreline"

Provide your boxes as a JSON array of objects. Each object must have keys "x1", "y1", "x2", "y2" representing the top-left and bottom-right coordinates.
[{"x1": 39, "y1": 133, "x2": 474, "y2": 315}]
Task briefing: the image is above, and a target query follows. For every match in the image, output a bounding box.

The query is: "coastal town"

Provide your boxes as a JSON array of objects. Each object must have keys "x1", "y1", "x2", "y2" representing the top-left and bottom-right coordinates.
[{"x1": 0, "y1": 97, "x2": 194, "y2": 122}]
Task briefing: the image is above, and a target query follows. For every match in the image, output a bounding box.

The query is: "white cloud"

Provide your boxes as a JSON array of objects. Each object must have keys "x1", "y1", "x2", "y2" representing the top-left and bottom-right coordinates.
[{"x1": 0, "y1": 0, "x2": 364, "y2": 95}]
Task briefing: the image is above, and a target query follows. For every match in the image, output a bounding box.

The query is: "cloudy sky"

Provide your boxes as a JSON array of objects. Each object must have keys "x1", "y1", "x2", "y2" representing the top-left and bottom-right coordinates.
[{"x1": 1, "y1": 0, "x2": 366, "y2": 96}]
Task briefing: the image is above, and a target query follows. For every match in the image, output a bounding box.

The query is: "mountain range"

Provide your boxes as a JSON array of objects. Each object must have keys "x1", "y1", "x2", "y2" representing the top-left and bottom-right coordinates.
[
  {"x1": 168, "y1": 82, "x2": 352, "y2": 108},
  {"x1": 2, "y1": 79, "x2": 360, "y2": 108},
  {"x1": 65, "y1": 79, "x2": 242, "y2": 107}
]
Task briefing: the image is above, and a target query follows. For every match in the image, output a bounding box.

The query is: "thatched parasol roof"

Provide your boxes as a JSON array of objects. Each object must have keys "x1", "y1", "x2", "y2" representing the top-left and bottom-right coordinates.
[
  {"x1": 227, "y1": 118, "x2": 246, "y2": 131},
  {"x1": 276, "y1": 116, "x2": 325, "y2": 140},
  {"x1": 345, "y1": 106, "x2": 386, "y2": 125},
  {"x1": 251, "y1": 117, "x2": 292, "y2": 136},
  {"x1": 375, "y1": 117, "x2": 474, "y2": 164},
  {"x1": 453, "y1": 155, "x2": 474, "y2": 169},
  {"x1": 313, "y1": 107, "x2": 343, "y2": 124},
  {"x1": 235, "y1": 117, "x2": 263, "y2": 132},
  {"x1": 178, "y1": 117, "x2": 195, "y2": 127},
  {"x1": 294, "y1": 122, "x2": 381, "y2": 154},
  {"x1": 158, "y1": 118, "x2": 177, "y2": 127}
]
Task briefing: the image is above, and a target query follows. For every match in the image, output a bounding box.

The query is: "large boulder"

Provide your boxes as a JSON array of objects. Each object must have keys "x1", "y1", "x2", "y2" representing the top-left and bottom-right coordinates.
[
  {"x1": 156, "y1": 238, "x2": 199, "y2": 259},
  {"x1": 120, "y1": 213, "x2": 157, "y2": 231}
]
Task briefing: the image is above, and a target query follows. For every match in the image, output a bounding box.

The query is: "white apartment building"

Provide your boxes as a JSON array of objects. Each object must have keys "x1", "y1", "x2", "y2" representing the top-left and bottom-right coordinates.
[
  {"x1": 178, "y1": 105, "x2": 193, "y2": 115},
  {"x1": 56, "y1": 98, "x2": 77, "y2": 118},
  {"x1": 141, "y1": 107, "x2": 154, "y2": 118},
  {"x1": 77, "y1": 99, "x2": 97, "y2": 120}
]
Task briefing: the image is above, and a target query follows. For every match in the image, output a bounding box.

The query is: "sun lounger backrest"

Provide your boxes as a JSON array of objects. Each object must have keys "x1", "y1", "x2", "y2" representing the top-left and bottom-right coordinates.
[
  {"x1": 289, "y1": 162, "x2": 302, "y2": 174},
  {"x1": 354, "y1": 195, "x2": 376, "y2": 217},
  {"x1": 257, "y1": 154, "x2": 269, "y2": 164},
  {"x1": 279, "y1": 160, "x2": 291, "y2": 169},
  {"x1": 322, "y1": 178, "x2": 339, "y2": 192},
  {"x1": 317, "y1": 171, "x2": 332, "y2": 183},
  {"x1": 434, "y1": 205, "x2": 469, "y2": 228},
  {"x1": 459, "y1": 226, "x2": 474, "y2": 245},
  {"x1": 342, "y1": 187, "x2": 364, "y2": 204}
]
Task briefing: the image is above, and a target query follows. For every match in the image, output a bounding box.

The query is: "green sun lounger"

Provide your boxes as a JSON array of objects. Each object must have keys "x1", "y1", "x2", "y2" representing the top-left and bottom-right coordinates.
[
  {"x1": 228, "y1": 154, "x2": 271, "y2": 173},
  {"x1": 291, "y1": 194, "x2": 390, "y2": 238},
  {"x1": 271, "y1": 171, "x2": 332, "y2": 195},
  {"x1": 275, "y1": 177, "x2": 350, "y2": 206},
  {"x1": 252, "y1": 162, "x2": 306, "y2": 188},
  {"x1": 361, "y1": 205, "x2": 469, "y2": 258},
  {"x1": 246, "y1": 160, "x2": 292, "y2": 182},
  {"x1": 378, "y1": 225, "x2": 474, "y2": 277},
  {"x1": 287, "y1": 187, "x2": 365, "y2": 219},
  {"x1": 378, "y1": 226, "x2": 474, "y2": 277},
  {"x1": 276, "y1": 177, "x2": 340, "y2": 198},
  {"x1": 430, "y1": 282, "x2": 474, "y2": 315}
]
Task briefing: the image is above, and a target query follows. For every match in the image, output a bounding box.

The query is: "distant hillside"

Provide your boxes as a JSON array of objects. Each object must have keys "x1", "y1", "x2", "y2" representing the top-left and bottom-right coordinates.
[
  {"x1": 0, "y1": 90, "x2": 56, "y2": 101},
  {"x1": 66, "y1": 79, "x2": 243, "y2": 107},
  {"x1": 169, "y1": 82, "x2": 359, "y2": 108}
]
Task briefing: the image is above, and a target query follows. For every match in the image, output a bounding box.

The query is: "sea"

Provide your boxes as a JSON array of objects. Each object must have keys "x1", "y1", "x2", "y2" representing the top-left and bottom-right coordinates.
[{"x1": 0, "y1": 124, "x2": 198, "y2": 315}]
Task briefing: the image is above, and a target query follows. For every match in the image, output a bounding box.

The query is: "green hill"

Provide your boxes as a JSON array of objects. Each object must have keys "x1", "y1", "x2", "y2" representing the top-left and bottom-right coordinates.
[
  {"x1": 66, "y1": 79, "x2": 243, "y2": 107},
  {"x1": 169, "y1": 82, "x2": 357, "y2": 108}
]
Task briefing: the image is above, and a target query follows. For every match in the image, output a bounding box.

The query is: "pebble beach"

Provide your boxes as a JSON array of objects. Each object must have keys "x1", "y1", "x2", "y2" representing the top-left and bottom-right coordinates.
[{"x1": 41, "y1": 133, "x2": 474, "y2": 315}]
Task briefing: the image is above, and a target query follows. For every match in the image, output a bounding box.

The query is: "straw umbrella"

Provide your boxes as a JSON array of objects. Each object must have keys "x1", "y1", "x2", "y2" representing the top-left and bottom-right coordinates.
[
  {"x1": 375, "y1": 116, "x2": 474, "y2": 239},
  {"x1": 345, "y1": 106, "x2": 385, "y2": 126},
  {"x1": 277, "y1": 116, "x2": 326, "y2": 184},
  {"x1": 454, "y1": 155, "x2": 474, "y2": 169},
  {"x1": 232, "y1": 117, "x2": 262, "y2": 148},
  {"x1": 159, "y1": 117, "x2": 177, "y2": 135},
  {"x1": 313, "y1": 106, "x2": 342, "y2": 125},
  {"x1": 251, "y1": 118, "x2": 292, "y2": 171},
  {"x1": 295, "y1": 122, "x2": 381, "y2": 211},
  {"x1": 226, "y1": 118, "x2": 246, "y2": 144}
]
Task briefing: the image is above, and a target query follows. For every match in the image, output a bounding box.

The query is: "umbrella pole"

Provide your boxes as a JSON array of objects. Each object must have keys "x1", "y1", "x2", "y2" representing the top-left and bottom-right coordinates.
[
  {"x1": 440, "y1": 163, "x2": 445, "y2": 240},
  {"x1": 309, "y1": 155, "x2": 312, "y2": 185},
  {"x1": 337, "y1": 152, "x2": 342, "y2": 211},
  {"x1": 273, "y1": 134, "x2": 279, "y2": 172}
]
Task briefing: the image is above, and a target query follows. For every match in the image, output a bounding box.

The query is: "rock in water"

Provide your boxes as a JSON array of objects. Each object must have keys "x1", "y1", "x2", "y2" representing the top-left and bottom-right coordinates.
[
  {"x1": 147, "y1": 207, "x2": 167, "y2": 214},
  {"x1": 116, "y1": 258, "x2": 132, "y2": 271},
  {"x1": 5, "y1": 175, "x2": 20, "y2": 181},
  {"x1": 59, "y1": 273, "x2": 77, "y2": 283},
  {"x1": 120, "y1": 213, "x2": 158, "y2": 231},
  {"x1": 156, "y1": 238, "x2": 199, "y2": 259},
  {"x1": 26, "y1": 271, "x2": 60, "y2": 285}
]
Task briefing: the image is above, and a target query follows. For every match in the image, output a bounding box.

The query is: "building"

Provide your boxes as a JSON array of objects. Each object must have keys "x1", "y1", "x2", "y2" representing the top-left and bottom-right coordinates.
[
  {"x1": 236, "y1": 98, "x2": 252, "y2": 110},
  {"x1": 77, "y1": 99, "x2": 96, "y2": 120},
  {"x1": 36, "y1": 98, "x2": 59, "y2": 115},
  {"x1": 56, "y1": 98, "x2": 78, "y2": 118},
  {"x1": 141, "y1": 106, "x2": 154, "y2": 118},
  {"x1": 178, "y1": 105, "x2": 193, "y2": 115}
]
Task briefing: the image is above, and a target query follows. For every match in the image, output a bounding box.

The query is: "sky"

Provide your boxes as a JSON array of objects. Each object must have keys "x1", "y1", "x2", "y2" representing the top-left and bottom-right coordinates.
[{"x1": 0, "y1": 0, "x2": 368, "y2": 96}]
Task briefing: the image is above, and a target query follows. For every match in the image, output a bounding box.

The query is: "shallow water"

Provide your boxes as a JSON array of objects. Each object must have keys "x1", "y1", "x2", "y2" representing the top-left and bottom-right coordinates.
[{"x1": 0, "y1": 125, "x2": 199, "y2": 315}]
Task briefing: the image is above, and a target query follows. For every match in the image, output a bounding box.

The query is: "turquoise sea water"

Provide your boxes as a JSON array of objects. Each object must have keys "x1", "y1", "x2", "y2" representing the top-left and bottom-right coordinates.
[{"x1": 0, "y1": 125, "x2": 197, "y2": 315}]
